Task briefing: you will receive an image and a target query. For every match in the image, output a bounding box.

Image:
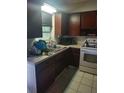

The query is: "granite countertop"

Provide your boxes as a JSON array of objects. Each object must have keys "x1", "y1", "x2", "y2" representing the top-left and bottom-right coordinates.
[
  {"x1": 27, "y1": 44, "x2": 81, "y2": 64},
  {"x1": 57, "y1": 44, "x2": 81, "y2": 49},
  {"x1": 27, "y1": 47, "x2": 69, "y2": 64}
]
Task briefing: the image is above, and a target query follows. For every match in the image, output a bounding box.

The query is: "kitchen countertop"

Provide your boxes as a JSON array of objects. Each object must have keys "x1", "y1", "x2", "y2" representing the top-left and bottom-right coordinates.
[
  {"x1": 27, "y1": 47, "x2": 69, "y2": 64},
  {"x1": 27, "y1": 44, "x2": 81, "y2": 64},
  {"x1": 57, "y1": 44, "x2": 81, "y2": 49}
]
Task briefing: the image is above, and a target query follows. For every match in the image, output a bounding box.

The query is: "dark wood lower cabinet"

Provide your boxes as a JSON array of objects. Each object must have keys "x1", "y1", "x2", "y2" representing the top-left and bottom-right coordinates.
[
  {"x1": 55, "y1": 56, "x2": 65, "y2": 77},
  {"x1": 30, "y1": 48, "x2": 80, "y2": 93},
  {"x1": 36, "y1": 65, "x2": 55, "y2": 93},
  {"x1": 35, "y1": 57, "x2": 56, "y2": 93},
  {"x1": 54, "y1": 48, "x2": 72, "y2": 78},
  {"x1": 71, "y1": 48, "x2": 80, "y2": 67}
]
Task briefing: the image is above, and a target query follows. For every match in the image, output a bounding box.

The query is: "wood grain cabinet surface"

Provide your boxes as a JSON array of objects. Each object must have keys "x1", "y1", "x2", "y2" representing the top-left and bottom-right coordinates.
[
  {"x1": 71, "y1": 48, "x2": 80, "y2": 67},
  {"x1": 28, "y1": 48, "x2": 80, "y2": 93},
  {"x1": 69, "y1": 13, "x2": 80, "y2": 36},
  {"x1": 68, "y1": 11, "x2": 97, "y2": 36},
  {"x1": 27, "y1": 0, "x2": 42, "y2": 38},
  {"x1": 35, "y1": 57, "x2": 56, "y2": 93},
  {"x1": 81, "y1": 11, "x2": 97, "y2": 29},
  {"x1": 55, "y1": 13, "x2": 69, "y2": 36},
  {"x1": 35, "y1": 48, "x2": 74, "y2": 93},
  {"x1": 80, "y1": 11, "x2": 97, "y2": 36}
]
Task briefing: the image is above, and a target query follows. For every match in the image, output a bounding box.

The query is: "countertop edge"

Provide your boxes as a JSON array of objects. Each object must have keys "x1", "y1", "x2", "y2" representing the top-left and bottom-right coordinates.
[{"x1": 27, "y1": 45, "x2": 81, "y2": 64}]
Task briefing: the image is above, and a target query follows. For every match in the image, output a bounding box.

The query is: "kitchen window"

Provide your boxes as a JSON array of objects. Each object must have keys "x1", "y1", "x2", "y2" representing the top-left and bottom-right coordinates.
[{"x1": 42, "y1": 25, "x2": 51, "y2": 40}]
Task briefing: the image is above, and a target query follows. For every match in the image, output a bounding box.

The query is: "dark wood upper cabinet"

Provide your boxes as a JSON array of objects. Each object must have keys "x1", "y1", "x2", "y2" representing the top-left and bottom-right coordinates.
[
  {"x1": 80, "y1": 11, "x2": 97, "y2": 36},
  {"x1": 68, "y1": 11, "x2": 97, "y2": 36},
  {"x1": 27, "y1": 1, "x2": 42, "y2": 38},
  {"x1": 81, "y1": 11, "x2": 97, "y2": 29},
  {"x1": 55, "y1": 13, "x2": 61, "y2": 35},
  {"x1": 55, "y1": 13, "x2": 69, "y2": 36},
  {"x1": 69, "y1": 14, "x2": 80, "y2": 36},
  {"x1": 42, "y1": 11, "x2": 52, "y2": 26}
]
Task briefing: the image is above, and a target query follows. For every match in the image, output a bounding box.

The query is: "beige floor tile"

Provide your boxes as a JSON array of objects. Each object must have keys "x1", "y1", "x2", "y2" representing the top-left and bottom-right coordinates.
[
  {"x1": 47, "y1": 67, "x2": 96, "y2": 93},
  {"x1": 52, "y1": 77, "x2": 71, "y2": 92},
  {"x1": 67, "y1": 80, "x2": 80, "y2": 91},
  {"x1": 77, "y1": 84, "x2": 92, "y2": 93},
  {"x1": 81, "y1": 78, "x2": 93, "y2": 87},
  {"x1": 84, "y1": 73, "x2": 94, "y2": 80},
  {"x1": 92, "y1": 88, "x2": 97, "y2": 93},
  {"x1": 71, "y1": 75, "x2": 82, "y2": 83},
  {"x1": 75, "y1": 70, "x2": 84, "y2": 78},
  {"x1": 93, "y1": 75, "x2": 97, "y2": 82},
  {"x1": 46, "y1": 83, "x2": 64, "y2": 93},
  {"x1": 58, "y1": 74, "x2": 70, "y2": 80},
  {"x1": 64, "y1": 88, "x2": 77, "y2": 93},
  {"x1": 92, "y1": 81, "x2": 97, "y2": 88}
]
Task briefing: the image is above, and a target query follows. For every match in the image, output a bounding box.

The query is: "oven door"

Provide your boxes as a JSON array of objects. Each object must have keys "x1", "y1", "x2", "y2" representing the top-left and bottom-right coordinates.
[{"x1": 80, "y1": 48, "x2": 97, "y2": 69}]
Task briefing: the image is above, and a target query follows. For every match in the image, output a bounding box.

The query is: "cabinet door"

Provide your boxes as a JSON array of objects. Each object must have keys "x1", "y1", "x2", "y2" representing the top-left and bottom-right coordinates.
[
  {"x1": 64, "y1": 48, "x2": 73, "y2": 66},
  {"x1": 54, "y1": 49, "x2": 71, "y2": 77},
  {"x1": 27, "y1": 2, "x2": 42, "y2": 38},
  {"x1": 71, "y1": 48, "x2": 80, "y2": 67},
  {"x1": 55, "y1": 13, "x2": 69, "y2": 36},
  {"x1": 69, "y1": 14, "x2": 80, "y2": 36},
  {"x1": 55, "y1": 13, "x2": 62, "y2": 35},
  {"x1": 55, "y1": 52, "x2": 66, "y2": 77},
  {"x1": 81, "y1": 11, "x2": 97, "y2": 29},
  {"x1": 61, "y1": 14, "x2": 69, "y2": 35},
  {"x1": 73, "y1": 54, "x2": 80, "y2": 67},
  {"x1": 36, "y1": 64, "x2": 55, "y2": 93},
  {"x1": 35, "y1": 57, "x2": 56, "y2": 93}
]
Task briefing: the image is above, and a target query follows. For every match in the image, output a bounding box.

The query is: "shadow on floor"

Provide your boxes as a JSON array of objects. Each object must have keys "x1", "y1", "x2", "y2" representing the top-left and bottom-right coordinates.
[{"x1": 46, "y1": 66, "x2": 78, "y2": 93}]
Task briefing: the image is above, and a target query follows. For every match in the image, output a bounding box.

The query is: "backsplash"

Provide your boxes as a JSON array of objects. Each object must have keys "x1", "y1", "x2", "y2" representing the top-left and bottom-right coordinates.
[
  {"x1": 54, "y1": 36, "x2": 96, "y2": 45},
  {"x1": 27, "y1": 36, "x2": 96, "y2": 52}
]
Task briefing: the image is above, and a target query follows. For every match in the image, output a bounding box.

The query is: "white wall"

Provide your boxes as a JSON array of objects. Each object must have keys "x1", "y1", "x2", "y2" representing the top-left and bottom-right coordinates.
[
  {"x1": 51, "y1": 14, "x2": 55, "y2": 40},
  {"x1": 69, "y1": 0, "x2": 97, "y2": 13}
]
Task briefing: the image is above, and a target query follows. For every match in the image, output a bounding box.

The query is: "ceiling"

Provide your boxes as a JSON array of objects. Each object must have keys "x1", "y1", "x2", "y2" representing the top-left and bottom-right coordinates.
[{"x1": 43, "y1": 0, "x2": 97, "y2": 13}]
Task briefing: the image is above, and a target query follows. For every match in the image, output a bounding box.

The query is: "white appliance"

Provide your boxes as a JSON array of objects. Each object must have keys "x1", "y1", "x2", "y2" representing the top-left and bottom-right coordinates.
[{"x1": 80, "y1": 38, "x2": 97, "y2": 74}]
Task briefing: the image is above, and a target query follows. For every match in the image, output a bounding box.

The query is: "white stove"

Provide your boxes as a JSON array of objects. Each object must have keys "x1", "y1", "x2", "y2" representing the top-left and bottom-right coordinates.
[{"x1": 80, "y1": 38, "x2": 97, "y2": 74}]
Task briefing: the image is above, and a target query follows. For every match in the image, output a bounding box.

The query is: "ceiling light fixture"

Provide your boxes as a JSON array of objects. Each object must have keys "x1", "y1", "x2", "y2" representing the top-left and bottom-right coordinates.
[{"x1": 41, "y1": 3, "x2": 57, "y2": 14}]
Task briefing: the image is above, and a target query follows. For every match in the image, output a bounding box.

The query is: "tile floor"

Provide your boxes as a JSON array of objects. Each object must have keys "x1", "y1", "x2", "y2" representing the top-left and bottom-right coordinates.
[{"x1": 46, "y1": 66, "x2": 97, "y2": 93}]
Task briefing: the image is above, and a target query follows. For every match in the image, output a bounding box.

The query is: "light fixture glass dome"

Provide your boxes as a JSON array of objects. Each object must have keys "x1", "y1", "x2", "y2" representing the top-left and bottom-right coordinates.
[{"x1": 41, "y1": 3, "x2": 56, "y2": 14}]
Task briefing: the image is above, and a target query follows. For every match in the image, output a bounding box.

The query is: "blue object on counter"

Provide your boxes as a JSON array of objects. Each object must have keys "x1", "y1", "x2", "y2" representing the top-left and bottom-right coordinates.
[
  {"x1": 33, "y1": 40, "x2": 47, "y2": 54},
  {"x1": 35, "y1": 40, "x2": 46, "y2": 49}
]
